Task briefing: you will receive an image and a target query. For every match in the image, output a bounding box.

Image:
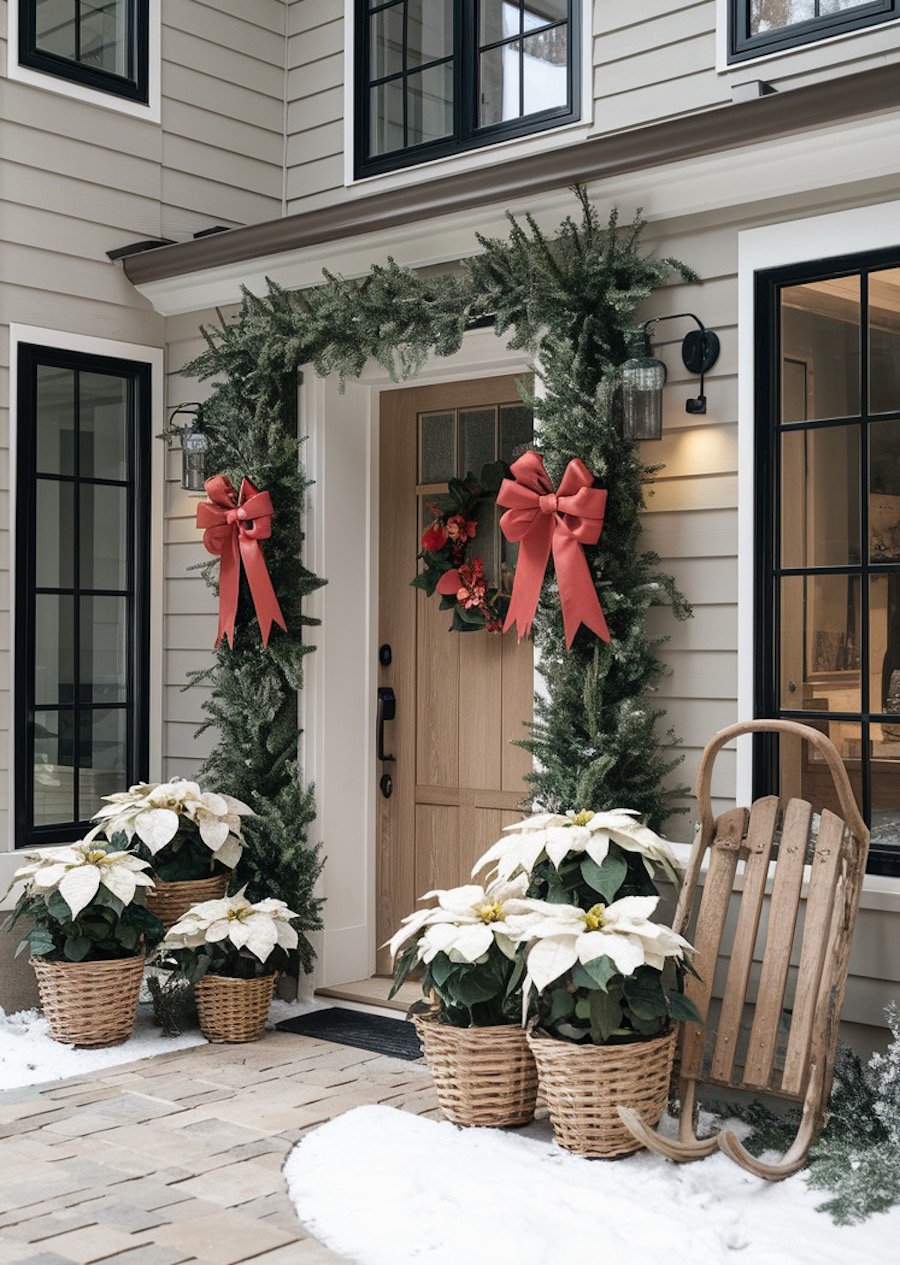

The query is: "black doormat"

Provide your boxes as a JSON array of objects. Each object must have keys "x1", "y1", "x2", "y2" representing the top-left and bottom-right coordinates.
[{"x1": 276, "y1": 1007, "x2": 423, "y2": 1061}]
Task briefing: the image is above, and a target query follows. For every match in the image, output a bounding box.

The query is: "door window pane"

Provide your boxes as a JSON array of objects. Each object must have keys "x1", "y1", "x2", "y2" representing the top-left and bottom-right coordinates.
[
  {"x1": 780, "y1": 426, "x2": 860, "y2": 567},
  {"x1": 500, "y1": 404, "x2": 533, "y2": 463},
  {"x1": 780, "y1": 278, "x2": 860, "y2": 421},
  {"x1": 35, "y1": 595, "x2": 75, "y2": 707},
  {"x1": 35, "y1": 480, "x2": 75, "y2": 588},
  {"x1": 780, "y1": 573, "x2": 861, "y2": 709},
  {"x1": 80, "y1": 483, "x2": 127, "y2": 590},
  {"x1": 33, "y1": 709, "x2": 74, "y2": 826},
  {"x1": 78, "y1": 708, "x2": 128, "y2": 821},
  {"x1": 869, "y1": 268, "x2": 900, "y2": 415},
  {"x1": 420, "y1": 412, "x2": 456, "y2": 483},
  {"x1": 81, "y1": 595, "x2": 128, "y2": 702},
  {"x1": 460, "y1": 408, "x2": 496, "y2": 479},
  {"x1": 80, "y1": 372, "x2": 128, "y2": 479},
  {"x1": 869, "y1": 420, "x2": 900, "y2": 563},
  {"x1": 36, "y1": 365, "x2": 75, "y2": 475}
]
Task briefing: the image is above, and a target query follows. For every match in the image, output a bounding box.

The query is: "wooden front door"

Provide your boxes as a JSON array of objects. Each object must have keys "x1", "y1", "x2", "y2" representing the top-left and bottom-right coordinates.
[{"x1": 375, "y1": 377, "x2": 534, "y2": 973}]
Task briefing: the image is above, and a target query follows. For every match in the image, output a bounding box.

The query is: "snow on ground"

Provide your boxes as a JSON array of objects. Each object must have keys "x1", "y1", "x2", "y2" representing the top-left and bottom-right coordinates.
[
  {"x1": 0, "y1": 1003, "x2": 206, "y2": 1089},
  {"x1": 284, "y1": 1103, "x2": 900, "y2": 1265},
  {"x1": 0, "y1": 993, "x2": 330, "y2": 1091}
]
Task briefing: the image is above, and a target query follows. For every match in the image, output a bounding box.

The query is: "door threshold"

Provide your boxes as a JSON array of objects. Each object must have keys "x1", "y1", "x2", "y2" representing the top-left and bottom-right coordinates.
[{"x1": 315, "y1": 976, "x2": 419, "y2": 1016}]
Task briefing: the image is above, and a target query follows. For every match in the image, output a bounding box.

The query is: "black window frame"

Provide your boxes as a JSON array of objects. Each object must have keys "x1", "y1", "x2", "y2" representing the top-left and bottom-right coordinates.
[
  {"x1": 355, "y1": 0, "x2": 580, "y2": 179},
  {"x1": 15, "y1": 344, "x2": 152, "y2": 848},
  {"x1": 729, "y1": 0, "x2": 899, "y2": 63},
  {"x1": 754, "y1": 246, "x2": 900, "y2": 878},
  {"x1": 19, "y1": 0, "x2": 149, "y2": 104}
]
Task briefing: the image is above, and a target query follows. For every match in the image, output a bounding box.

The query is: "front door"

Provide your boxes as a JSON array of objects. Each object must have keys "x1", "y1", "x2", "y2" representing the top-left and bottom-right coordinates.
[{"x1": 375, "y1": 377, "x2": 534, "y2": 973}]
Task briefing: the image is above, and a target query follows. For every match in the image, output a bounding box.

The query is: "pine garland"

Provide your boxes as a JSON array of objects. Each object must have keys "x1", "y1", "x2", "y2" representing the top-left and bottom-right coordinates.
[{"x1": 180, "y1": 190, "x2": 697, "y2": 972}]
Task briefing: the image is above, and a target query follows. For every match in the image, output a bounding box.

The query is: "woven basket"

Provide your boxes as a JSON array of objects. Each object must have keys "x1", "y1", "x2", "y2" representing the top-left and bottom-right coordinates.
[
  {"x1": 413, "y1": 1015, "x2": 538, "y2": 1127},
  {"x1": 196, "y1": 972, "x2": 276, "y2": 1043},
  {"x1": 527, "y1": 1025, "x2": 677, "y2": 1158},
  {"x1": 146, "y1": 873, "x2": 229, "y2": 931},
  {"x1": 32, "y1": 954, "x2": 145, "y2": 1047}
]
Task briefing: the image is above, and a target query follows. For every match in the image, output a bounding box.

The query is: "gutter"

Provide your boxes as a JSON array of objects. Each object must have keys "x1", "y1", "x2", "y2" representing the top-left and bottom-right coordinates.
[{"x1": 123, "y1": 64, "x2": 900, "y2": 287}]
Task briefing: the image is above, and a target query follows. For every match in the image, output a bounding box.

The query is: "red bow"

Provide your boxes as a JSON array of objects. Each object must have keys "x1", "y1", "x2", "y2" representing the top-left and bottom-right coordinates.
[
  {"x1": 497, "y1": 452, "x2": 610, "y2": 650},
  {"x1": 196, "y1": 475, "x2": 287, "y2": 648}
]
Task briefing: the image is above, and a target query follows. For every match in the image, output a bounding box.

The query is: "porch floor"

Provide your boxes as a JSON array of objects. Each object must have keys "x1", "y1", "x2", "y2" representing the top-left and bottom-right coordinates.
[
  {"x1": 0, "y1": 1029, "x2": 439, "y2": 1263},
  {"x1": 314, "y1": 976, "x2": 417, "y2": 1014}
]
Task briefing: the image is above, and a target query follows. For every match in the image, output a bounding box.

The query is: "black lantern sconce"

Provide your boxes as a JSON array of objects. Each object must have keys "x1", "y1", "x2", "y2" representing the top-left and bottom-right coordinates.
[
  {"x1": 620, "y1": 313, "x2": 721, "y2": 440},
  {"x1": 169, "y1": 403, "x2": 208, "y2": 492}
]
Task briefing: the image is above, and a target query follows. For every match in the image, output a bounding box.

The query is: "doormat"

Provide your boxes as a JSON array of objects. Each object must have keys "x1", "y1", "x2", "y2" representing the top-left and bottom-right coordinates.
[{"x1": 276, "y1": 1008, "x2": 423, "y2": 1061}]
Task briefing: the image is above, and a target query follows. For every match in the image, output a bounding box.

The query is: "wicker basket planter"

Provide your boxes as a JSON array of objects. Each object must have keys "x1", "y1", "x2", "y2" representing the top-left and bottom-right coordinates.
[
  {"x1": 146, "y1": 873, "x2": 229, "y2": 931},
  {"x1": 196, "y1": 972, "x2": 277, "y2": 1043},
  {"x1": 413, "y1": 1015, "x2": 538, "y2": 1127},
  {"x1": 32, "y1": 954, "x2": 145, "y2": 1047},
  {"x1": 527, "y1": 1025, "x2": 677, "y2": 1158}
]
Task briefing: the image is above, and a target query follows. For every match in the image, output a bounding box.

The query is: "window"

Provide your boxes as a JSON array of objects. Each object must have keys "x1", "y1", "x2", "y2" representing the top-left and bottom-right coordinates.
[
  {"x1": 755, "y1": 249, "x2": 900, "y2": 876},
  {"x1": 19, "y1": 0, "x2": 149, "y2": 102},
  {"x1": 729, "y1": 0, "x2": 898, "y2": 61},
  {"x1": 356, "y1": 0, "x2": 579, "y2": 177},
  {"x1": 15, "y1": 344, "x2": 151, "y2": 846}
]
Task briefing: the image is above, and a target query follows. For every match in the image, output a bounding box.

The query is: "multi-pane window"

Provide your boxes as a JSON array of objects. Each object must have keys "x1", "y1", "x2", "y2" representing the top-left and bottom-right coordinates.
[
  {"x1": 19, "y1": 0, "x2": 149, "y2": 102},
  {"x1": 729, "y1": 0, "x2": 899, "y2": 61},
  {"x1": 15, "y1": 345, "x2": 151, "y2": 846},
  {"x1": 357, "y1": 1, "x2": 578, "y2": 177},
  {"x1": 755, "y1": 252, "x2": 900, "y2": 876}
]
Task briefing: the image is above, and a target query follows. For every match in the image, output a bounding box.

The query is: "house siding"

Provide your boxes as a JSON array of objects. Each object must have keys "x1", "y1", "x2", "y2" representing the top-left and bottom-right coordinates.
[{"x1": 0, "y1": 0, "x2": 285, "y2": 886}]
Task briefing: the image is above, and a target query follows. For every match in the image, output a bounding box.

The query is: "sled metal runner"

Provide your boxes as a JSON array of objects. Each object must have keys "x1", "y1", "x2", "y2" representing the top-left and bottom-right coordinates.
[{"x1": 619, "y1": 719, "x2": 870, "y2": 1181}]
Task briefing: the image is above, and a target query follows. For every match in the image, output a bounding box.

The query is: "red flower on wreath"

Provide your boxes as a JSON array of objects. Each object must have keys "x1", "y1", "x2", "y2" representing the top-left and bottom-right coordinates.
[{"x1": 421, "y1": 521, "x2": 448, "y2": 552}]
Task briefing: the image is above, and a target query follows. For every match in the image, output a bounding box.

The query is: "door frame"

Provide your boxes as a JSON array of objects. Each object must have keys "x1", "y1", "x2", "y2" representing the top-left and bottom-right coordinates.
[{"x1": 300, "y1": 327, "x2": 534, "y2": 990}]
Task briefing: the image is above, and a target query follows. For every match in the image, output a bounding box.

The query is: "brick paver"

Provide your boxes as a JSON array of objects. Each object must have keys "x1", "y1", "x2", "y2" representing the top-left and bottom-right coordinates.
[{"x1": 0, "y1": 1031, "x2": 440, "y2": 1263}]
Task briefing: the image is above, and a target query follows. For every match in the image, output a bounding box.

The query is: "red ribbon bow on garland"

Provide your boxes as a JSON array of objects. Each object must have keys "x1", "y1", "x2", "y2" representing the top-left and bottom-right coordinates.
[
  {"x1": 196, "y1": 475, "x2": 287, "y2": 648},
  {"x1": 497, "y1": 451, "x2": 610, "y2": 651}
]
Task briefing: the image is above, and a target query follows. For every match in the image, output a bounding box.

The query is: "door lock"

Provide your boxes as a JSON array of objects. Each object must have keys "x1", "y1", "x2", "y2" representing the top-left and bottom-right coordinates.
[{"x1": 377, "y1": 687, "x2": 396, "y2": 763}]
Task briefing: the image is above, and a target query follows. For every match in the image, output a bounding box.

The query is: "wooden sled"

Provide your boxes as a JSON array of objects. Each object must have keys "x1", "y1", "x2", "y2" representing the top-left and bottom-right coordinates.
[{"x1": 619, "y1": 719, "x2": 869, "y2": 1180}]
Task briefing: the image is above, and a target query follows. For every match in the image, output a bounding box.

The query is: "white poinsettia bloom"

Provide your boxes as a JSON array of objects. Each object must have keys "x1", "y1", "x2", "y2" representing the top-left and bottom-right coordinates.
[
  {"x1": 472, "y1": 808, "x2": 682, "y2": 886},
  {"x1": 11, "y1": 842, "x2": 154, "y2": 919},
  {"x1": 162, "y1": 887, "x2": 299, "y2": 966},
  {"x1": 510, "y1": 893, "x2": 693, "y2": 1000},
  {"x1": 89, "y1": 776, "x2": 253, "y2": 867},
  {"x1": 387, "y1": 873, "x2": 531, "y2": 965}
]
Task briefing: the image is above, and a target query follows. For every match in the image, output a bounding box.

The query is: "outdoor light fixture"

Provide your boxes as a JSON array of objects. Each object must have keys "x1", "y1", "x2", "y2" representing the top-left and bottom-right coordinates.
[
  {"x1": 170, "y1": 403, "x2": 208, "y2": 492},
  {"x1": 620, "y1": 313, "x2": 721, "y2": 440}
]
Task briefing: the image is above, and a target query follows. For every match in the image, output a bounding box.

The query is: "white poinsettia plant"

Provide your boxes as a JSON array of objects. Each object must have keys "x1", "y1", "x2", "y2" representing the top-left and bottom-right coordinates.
[
  {"x1": 508, "y1": 892, "x2": 699, "y2": 1045},
  {"x1": 474, "y1": 808, "x2": 683, "y2": 909},
  {"x1": 2, "y1": 841, "x2": 163, "y2": 963},
  {"x1": 88, "y1": 776, "x2": 254, "y2": 883},
  {"x1": 388, "y1": 874, "x2": 532, "y2": 1027},
  {"x1": 153, "y1": 887, "x2": 300, "y2": 983}
]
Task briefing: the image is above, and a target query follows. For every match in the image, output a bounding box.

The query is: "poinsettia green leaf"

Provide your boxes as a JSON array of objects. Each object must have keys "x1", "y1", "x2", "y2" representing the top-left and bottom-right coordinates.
[
  {"x1": 589, "y1": 985, "x2": 624, "y2": 1043},
  {"x1": 574, "y1": 996, "x2": 591, "y2": 1019},
  {"x1": 578, "y1": 953, "x2": 618, "y2": 991},
  {"x1": 26, "y1": 930, "x2": 55, "y2": 957},
  {"x1": 666, "y1": 990, "x2": 702, "y2": 1023},
  {"x1": 591, "y1": 849, "x2": 629, "y2": 903},
  {"x1": 63, "y1": 935, "x2": 92, "y2": 962},
  {"x1": 623, "y1": 966, "x2": 667, "y2": 1021},
  {"x1": 546, "y1": 987, "x2": 575, "y2": 1025}
]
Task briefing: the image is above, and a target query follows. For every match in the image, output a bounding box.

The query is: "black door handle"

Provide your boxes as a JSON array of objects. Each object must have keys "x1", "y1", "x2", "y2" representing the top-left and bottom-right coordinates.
[{"x1": 377, "y1": 687, "x2": 396, "y2": 762}]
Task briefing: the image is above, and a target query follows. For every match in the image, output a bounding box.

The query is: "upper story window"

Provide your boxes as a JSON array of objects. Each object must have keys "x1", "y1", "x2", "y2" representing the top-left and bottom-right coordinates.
[
  {"x1": 356, "y1": 0, "x2": 579, "y2": 178},
  {"x1": 15, "y1": 344, "x2": 151, "y2": 847},
  {"x1": 729, "y1": 0, "x2": 899, "y2": 62},
  {"x1": 18, "y1": 0, "x2": 149, "y2": 103}
]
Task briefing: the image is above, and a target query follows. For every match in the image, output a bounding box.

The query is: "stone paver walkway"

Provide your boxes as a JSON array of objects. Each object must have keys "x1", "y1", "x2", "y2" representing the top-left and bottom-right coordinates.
[{"x1": 0, "y1": 1031, "x2": 440, "y2": 1264}]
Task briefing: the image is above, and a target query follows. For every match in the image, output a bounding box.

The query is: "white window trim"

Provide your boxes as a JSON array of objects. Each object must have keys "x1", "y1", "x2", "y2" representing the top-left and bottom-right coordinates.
[
  {"x1": 3, "y1": 325, "x2": 164, "y2": 903},
  {"x1": 737, "y1": 199, "x2": 900, "y2": 906},
  {"x1": 6, "y1": 0, "x2": 161, "y2": 124},
  {"x1": 341, "y1": 0, "x2": 593, "y2": 194},
  {"x1": 715, "y1": 0, "x2": 900, "y2": 74}
]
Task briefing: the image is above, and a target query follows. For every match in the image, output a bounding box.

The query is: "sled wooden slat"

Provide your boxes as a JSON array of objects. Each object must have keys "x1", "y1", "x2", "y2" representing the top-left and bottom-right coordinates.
[
  {"x1": 619, "y1": 719, "x2": 869, "y2": 1181},
  {"x1": 743, "y1": 796, "x2": 812, "y2": 1090},
  {"x1": 710, "y1": 795, "x2": 779, "y2": 1085},
  {"x1": 781, "y1": 810, "x2": 845, "y2": 1097}
]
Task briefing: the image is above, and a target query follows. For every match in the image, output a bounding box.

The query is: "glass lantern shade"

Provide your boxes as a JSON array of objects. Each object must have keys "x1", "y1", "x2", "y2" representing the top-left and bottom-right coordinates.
[
  {"x1": 181, "y1": 429, "x2": 208, "y2": 492},
  {"x1": 621, "y1": 348, "x2": 667, "y2": 441}
]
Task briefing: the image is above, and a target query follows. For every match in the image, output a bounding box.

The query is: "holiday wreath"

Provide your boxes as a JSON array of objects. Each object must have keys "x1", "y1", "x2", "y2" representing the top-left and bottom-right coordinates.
[{"x1": 411, "y1": 459, "x2": 513, "y2": 632}]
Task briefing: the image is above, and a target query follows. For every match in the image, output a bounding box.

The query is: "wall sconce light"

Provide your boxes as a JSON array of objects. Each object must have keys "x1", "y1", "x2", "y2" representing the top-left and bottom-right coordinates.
[
  {"x1": 621, "y1": 313, "x2": 721, "y2": 440},
  {"x1": 170, "y1": 403, "x2": 208, "y2": 492}
]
